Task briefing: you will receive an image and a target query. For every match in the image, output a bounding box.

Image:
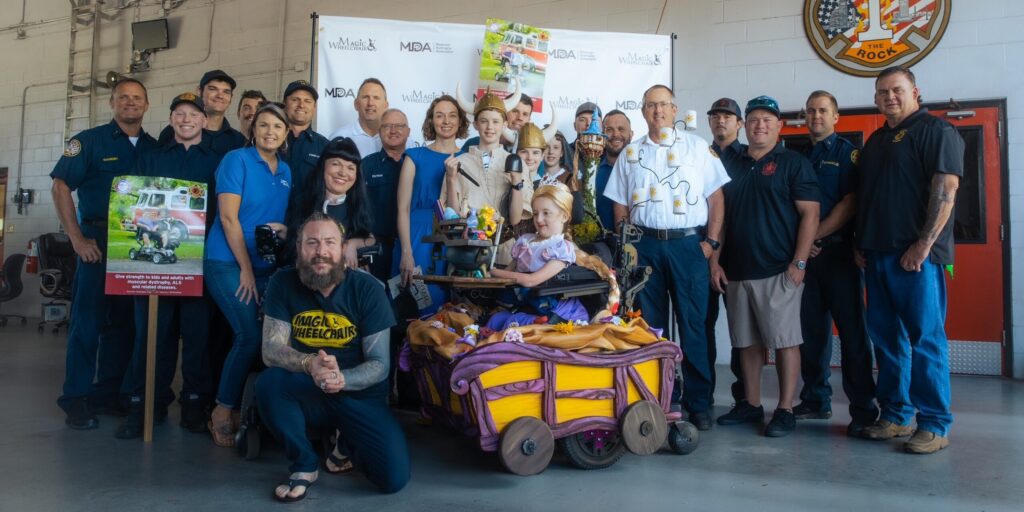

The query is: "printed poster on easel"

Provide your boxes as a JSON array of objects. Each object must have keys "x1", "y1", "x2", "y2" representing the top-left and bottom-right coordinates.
[
  {"x1": 478, "y1": 18, "x2": 550, "y2": 112},
  {"x1": 105, "y1": 175, "x2": 206, "y2": 296}
]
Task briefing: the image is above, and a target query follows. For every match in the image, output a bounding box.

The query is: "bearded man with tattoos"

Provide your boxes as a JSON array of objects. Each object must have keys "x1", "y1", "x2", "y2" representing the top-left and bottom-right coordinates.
[{"x1": 255, "y1": 212, "x2": 409, "y2": 502}]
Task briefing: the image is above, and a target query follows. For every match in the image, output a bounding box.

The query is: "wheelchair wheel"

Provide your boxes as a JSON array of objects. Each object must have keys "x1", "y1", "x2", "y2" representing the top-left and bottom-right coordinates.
[
  {"x1": 236, "y1": 372, "x2": 262, "y2": 460},
  {"x1": 560, "y1": 430, "x2": 626, "y2": 470},
  {"x1": 667, "y1": 420, "x2": 700, "y2": 455},
  {"x1": 169, "y1": 254, "x2": 178, "y2": 264},
  {"x1": 152, "y1": 252, "x2": 163, "y2": 264},
  {"x1": 128, "y1": 248, "x2": 138, "y2": 260}
]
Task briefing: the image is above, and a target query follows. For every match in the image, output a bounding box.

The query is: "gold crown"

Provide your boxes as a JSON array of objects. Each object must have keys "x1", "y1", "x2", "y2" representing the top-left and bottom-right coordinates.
[
  {"x1": 517, "y1": 123, "x2": 546, "y2": 149},
  {"x1": 178, "y1": 92, "x2": 198, "y2": 101},
  {"x1": 474, "y1": 88, "x2": 507, "y2": 117}
]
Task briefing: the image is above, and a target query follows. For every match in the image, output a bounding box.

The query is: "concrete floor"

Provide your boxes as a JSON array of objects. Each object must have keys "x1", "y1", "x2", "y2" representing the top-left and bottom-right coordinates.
[{"x1": 1, "y1": 321, "x2": 1023, "y2": 512}]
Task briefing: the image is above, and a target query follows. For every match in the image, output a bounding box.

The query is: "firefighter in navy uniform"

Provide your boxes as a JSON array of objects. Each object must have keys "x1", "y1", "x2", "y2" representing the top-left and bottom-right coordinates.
[
  {"x1": 51, "y1": 78, "x2": 159, "y2": 429},
  {"x1": 281, "y1": 80, "x2": 330, "y2": 206},
  {"x1": 792, "y1": 90, "x2": 879, "y2": 436},
  {"x1": 115, "y1": 93, "x2": 226, "y2": 439}
]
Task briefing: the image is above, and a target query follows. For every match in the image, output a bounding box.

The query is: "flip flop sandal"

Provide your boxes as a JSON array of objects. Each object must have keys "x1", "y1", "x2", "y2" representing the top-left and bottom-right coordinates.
[
  {"x1": 273, "y1": 478, "x2": 313, "y2": 503},
  {"x1": 323, "y1": 447, "x2": 354, "y2": 474},
  {"x1": 208, "y1": 420, "x2": 236, "y2": 448}
]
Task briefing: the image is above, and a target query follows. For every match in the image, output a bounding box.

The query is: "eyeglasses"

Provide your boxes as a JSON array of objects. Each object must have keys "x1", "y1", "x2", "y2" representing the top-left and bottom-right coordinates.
[
  {"x1": 381, "y1": 123, "x2": 408, "y2": 131},
  {"x1": 643, "y1": 101, "x2": 674, "y2": 111}
]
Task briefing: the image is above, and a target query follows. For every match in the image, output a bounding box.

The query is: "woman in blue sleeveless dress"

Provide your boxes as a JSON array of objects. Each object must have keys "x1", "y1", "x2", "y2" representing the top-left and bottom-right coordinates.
[{"x1": 394, "y1": 95, "x2": 470, "y2": 314}]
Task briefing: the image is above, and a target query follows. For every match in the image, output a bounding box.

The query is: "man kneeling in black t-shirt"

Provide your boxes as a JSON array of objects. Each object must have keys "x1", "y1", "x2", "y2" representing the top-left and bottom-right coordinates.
[{"x1": 256, "y1": 212, "x2": 409, "y2": 502}]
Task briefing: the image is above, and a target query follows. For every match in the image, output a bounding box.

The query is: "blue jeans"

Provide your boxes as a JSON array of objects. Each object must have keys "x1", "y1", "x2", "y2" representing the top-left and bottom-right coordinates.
[
  {"x1": 255, "y1": 367, "x2": 410, "y2": 493},
  {"x1": 58, "y1": 224, "x2": 135, "y2": 413},
  {"x1": 121, "y1": 295, "x2": 212, "y2": 409},
  {"x1": 799, "y1": 244, "x2": 878, "y2": 423},
  {"x1": 635, "y1": 234, "x2": 712, "y2": 414},
  {"x1": 205, "y1": 259, "x2": 272, "y2": 408},
  {"x1": 864, "y1": 251, "x2": 952, "y2": 436}
]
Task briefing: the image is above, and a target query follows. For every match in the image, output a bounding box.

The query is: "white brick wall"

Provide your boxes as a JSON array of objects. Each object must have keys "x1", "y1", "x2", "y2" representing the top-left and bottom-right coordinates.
[{"x1": 1, "y1": 0, "x2": 1020, "y2": 377}]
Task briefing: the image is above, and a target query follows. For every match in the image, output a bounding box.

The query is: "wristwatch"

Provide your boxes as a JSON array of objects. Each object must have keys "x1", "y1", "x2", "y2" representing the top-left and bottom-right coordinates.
[
  {"x1": 704, "y1": 238, "x2": 721, "y2": 251},
  {"x1": 793, "y1": 259, "x2": 807, "y2": 271},
  {"x1": 511, "y1": 180, "x2": 525, "y2": 191}
]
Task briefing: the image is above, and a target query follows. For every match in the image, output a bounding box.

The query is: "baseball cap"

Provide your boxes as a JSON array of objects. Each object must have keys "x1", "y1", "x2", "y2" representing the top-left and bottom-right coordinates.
[
  {"x1": 169, "y1": 92, "x2": 206, "y2": 114},
  {"x1": 283, "y1": 80, "x2": 318, "y2": 101},
  {"x1": 575, "y1": 101, "x2": 599, "y2": 117},
  {"x1": 199, "y1": 69, "x2": 236, "y2": 90},
  {"x1": 745, "y1": 95, "x2": 781, "y2": 118},
  {"x1": 707, "y1": 97, "x2": 742, "y2": 118}
]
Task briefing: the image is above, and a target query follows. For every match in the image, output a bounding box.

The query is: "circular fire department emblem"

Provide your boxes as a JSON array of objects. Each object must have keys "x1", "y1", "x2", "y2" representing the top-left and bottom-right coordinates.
[{"x1": 804, "y1": 0, "x2": 952, "y2": 77}]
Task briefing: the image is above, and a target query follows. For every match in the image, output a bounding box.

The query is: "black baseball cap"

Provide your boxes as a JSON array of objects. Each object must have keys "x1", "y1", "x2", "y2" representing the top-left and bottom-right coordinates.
[
  {"x1": 745, "y1": 95, "x2": 781, "y2": 118},
  {"x1": 199, "y1": 69, "x2": 236, "y2": 90},
  {"x1": 283, "y1": 80, "x2": 318, "y2": 101},
  {"x1": 170, "y1": 92, "x2": 206, "y2": 114},
  {"x1": 707, "y1": 97, "x2": 742, "y2": 118},
  {"x1": 575, "y1": 101, "x2": 599, "y2": 117}
]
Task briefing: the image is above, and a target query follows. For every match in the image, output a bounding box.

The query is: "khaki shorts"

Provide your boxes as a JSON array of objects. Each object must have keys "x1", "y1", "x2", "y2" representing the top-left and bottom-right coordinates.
[{"x1": 725, "y1": 271, "x2": 804, "y2": 350}]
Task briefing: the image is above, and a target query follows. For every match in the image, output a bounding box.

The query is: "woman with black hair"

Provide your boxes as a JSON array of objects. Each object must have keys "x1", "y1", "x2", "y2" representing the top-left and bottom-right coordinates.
[{"x1": 282, "y1": 137, "x2": 376, "y2": 268}]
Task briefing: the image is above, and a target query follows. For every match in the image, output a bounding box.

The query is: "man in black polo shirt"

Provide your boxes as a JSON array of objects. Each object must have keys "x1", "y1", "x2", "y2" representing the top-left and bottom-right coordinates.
[
  {"x1": 282, "y1": 80, "x2": 331, "y2": 206},
  {"x1": 793, "y1": 90, "x2": 878, "y2": 437},
  {"x1": 706, "y1": 97, "x2": 746, "y2": 405},
  {"x1": 712, "y1": 96, "x2": 819, "y2": 437},
  {"x1": 856, "y1": 66, "x2": 963, "y2": 454},
  {"x1": 158, "y1": 69, "x2": 246, "y2": 156},
  {"x1": 362, "y1": 108, "x2": 409, "y2": 283},
  {"x1": 256, "y1": 212, "x2": 408, "y2": 501}
]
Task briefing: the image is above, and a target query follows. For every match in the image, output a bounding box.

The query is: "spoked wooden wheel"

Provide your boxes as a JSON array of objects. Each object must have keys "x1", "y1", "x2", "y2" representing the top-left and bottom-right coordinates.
[
  {"x1": 620, "y1": 400, "x2": 668, "y2": 455},
  {"x1": 498, "y1": 417, "x2": 554, "y2": 476}
]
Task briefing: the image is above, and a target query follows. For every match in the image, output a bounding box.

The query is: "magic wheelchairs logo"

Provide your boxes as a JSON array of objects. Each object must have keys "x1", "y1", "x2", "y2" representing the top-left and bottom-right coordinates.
[
  {"x1": 291, "y1": 310, "x2": 358, "y2": 348},
  {"x1": 326, "y1": 36, "x2": 377, "y2": 52},
  {"x1": 804, "y1": 0, "x2": 951, "y2": 77},
  {"x1": 618, "y1": 52, "x2": 662, "y2": 66}
]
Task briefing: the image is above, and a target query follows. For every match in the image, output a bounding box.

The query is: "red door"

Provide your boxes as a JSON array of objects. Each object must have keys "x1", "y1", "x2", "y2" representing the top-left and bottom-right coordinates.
[{"x1": 780, "y1": 103, "x2": 1008, "y2": 376}]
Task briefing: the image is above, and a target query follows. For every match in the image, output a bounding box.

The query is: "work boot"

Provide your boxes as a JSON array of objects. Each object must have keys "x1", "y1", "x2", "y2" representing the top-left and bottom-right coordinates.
[
  {"x1": 903, "y1": 430, "x2": 949, "y2": 454},
  {"x1": 792, "y1": 401, "x2": 832, "y2": 420},
  {"x1": 65, "y1": 398, "x2": 98, "y2": 430},
  {"x1": 860, "y1": 419, "x2": 913, "y2": 440},
  {"x1": 716, "y1": 400, "x2": 764, "y2": 426}
]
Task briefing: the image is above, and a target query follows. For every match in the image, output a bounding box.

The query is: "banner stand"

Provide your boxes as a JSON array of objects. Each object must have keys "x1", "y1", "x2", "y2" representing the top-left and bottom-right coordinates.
[{"x1": 143, "y1": 294, "x2": 158, "y2": 443}]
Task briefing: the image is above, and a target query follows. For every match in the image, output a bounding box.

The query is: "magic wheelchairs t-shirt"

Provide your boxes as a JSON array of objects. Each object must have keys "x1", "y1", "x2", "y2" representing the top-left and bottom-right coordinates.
[{"x1": 263, "y1": 267, "x2": 396, "y2": 399}]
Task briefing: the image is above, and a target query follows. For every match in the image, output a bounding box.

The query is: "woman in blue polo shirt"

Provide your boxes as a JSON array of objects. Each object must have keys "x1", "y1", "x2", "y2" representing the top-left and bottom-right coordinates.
[{"x1": 205, "y1": 102, "x2": 292, "y2": 446}]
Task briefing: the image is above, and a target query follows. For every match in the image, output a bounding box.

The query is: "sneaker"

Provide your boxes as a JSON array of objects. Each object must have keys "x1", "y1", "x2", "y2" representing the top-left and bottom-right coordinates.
[
  {"x1": 716, "y1": 400, "x2": 765, "y2": 426},
  {"x1": 792, "y1": 401, "x2": 832, "y2": 420},
  {"x1": 689, "y1": 411, "x2": 713, "y2": 431},
  {"x1": 64, "y1": 398, "x2": 98, "y2": 430},
  {"x1": 860, "y1": 419, "x2": 914, "y2": 440},
  {"x1": 180, "y1": 402, "x2": 209, "y2": 433},
  {"x1": 765, "y1": 409, "x2": 796, "y2": 437},
  {"x1": 903, "y1": 430, "x2": 949, "y2": 454}
]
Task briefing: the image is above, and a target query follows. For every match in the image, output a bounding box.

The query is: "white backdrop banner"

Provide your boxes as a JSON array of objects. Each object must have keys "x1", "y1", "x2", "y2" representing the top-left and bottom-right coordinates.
[{"x1": 315, "y1": 16, "x2": 672, "y2": 147}]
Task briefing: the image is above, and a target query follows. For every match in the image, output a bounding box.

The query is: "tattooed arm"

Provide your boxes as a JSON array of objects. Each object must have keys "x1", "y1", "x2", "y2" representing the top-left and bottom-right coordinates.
[
  {"x1": 262, "y1": 316, "x2": 310, "y2": 373},
  {"x1": 901, "y1": 173, "x2": 960, "y2": 272},
  {"x1": 339, "y1": 329, "x2": 390, "y2": 391}
]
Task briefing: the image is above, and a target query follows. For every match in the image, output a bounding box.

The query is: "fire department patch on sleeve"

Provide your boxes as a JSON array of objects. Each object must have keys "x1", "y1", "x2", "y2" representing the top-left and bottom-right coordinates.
[
  {"x1": 64, "y1": 138, "x2": 82, "y2": 157},
  {"x1": 709, "y1": 146, "x2": 719, "y2": 158},
  {"x1": 850, "y1": 149, "x2": 859, "y2": 165}
]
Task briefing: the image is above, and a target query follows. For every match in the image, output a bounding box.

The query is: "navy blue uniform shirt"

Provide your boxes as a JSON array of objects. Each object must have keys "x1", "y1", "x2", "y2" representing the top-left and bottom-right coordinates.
[
  {"x1": 805, "y1": 132, "x2": 858, "y2": 221},
  {"x1": 595, "y1": 156, "x2": 615, "y2": 230},
  {"x1": 284, "y1": 127, "x2": 330, "y2": 204},
  {"x1": 264, "y1": 268, "x2": 396, "y2": 399},
  {"x1": 159, "y1": 119, "x2": 245, "y2": 158},
  {"x1": 51, "y1": 119, "x2": 159, "y2": 223},
  {"x1": 361, "y1": 150, "x2": 404, "y2": 240},
  {"x1": 721, "y1": 143, "x2": 820, "y2": 281},
  {"x1": 856, "y1": 108, "x2": 965, "y2": 265},
  {"x1": 138, "y1": 136, "x2": 224, "y2": 230},
  {"x1": 711, "y1": 138, "x2": 746, "y2": 169}
]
